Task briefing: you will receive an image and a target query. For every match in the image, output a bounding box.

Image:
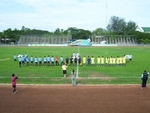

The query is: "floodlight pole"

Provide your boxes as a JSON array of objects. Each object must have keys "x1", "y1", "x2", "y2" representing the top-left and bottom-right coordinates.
[{"x1": 106, "y1": 0, "x2": 107, "y2": 27}]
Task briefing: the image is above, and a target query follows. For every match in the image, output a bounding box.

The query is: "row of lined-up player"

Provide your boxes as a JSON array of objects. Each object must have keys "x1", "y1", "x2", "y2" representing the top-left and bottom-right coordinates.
[{"x1": 13, "y1": 54, "x2": 130, "y2": 67}]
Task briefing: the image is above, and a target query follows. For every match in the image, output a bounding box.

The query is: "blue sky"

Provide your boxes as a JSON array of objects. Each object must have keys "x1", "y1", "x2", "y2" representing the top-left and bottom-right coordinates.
[{"x1": 0, "y1": 0, "x2": 150, "y2": 32}]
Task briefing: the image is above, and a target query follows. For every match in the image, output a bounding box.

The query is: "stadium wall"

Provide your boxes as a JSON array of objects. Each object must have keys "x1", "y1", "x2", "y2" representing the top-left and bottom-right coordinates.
[
  {"x1": 28, "y1": 44, "x2": 68, "y2": 46},
  {"x1": 0, "y1": 44, "x2": 150, "y2": 47},
  {"x1": 92, "y1": 44, "x2": 118, "y2": 46}
]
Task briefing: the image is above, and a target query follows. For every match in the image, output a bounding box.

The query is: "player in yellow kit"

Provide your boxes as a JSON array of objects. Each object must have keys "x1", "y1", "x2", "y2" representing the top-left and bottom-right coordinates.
[
  {"x1": 105, "y1": 57, "x2": 109, "y2": 66},
  {"x1": 109, "y1": 56, "x2": 113, "y2": 66},
  {"x1": 82, "y1": 55, "x2": 87, "y2": 66},
  {"x1": 97, "y1": 56, "x2": 100, "y2": 66},
  {"x1": 101, "y1": 56, "x2": 105, "y2": 66},
  {"x1": 112, "y1": 56, "x2": 116, "y2": 66},
  {"x1": 91, "y1": 56, "x2": 95, "y2": 66}
]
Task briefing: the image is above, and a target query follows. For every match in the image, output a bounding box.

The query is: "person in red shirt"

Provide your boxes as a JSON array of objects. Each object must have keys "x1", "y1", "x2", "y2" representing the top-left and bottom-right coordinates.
[
  {"x1": 55, "y1": 56, "x2": 59, "y2": 66},
  {"x1": 11, "y1": 74, "x2": 18, "y2": 94}
]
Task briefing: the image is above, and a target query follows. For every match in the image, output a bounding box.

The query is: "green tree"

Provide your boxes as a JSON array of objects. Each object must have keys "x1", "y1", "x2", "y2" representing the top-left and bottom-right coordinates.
[
  {"x1": 129, "y1": 31, "x2": 150, "y2": 44},
  {"x1": 54, "y1": 28, "x2": 61, "y2": 35},
  {"x1": 65, "y1": 27, "x2": 91, "y2": 39},
  {"x1": 92, "y1": 28, "x2": 106, "y2": 36},
  {"x1": 126, "y1": 21, "x2": 136, "y2": 34},
  {"x1": 107, "y1": 16, "x2": 136, "y2": 35}
]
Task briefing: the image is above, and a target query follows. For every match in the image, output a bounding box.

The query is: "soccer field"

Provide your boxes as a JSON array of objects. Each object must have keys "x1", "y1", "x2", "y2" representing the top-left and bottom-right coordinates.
[{"x1": 0, "y1": 46, "x2": 150, "y2": 84}]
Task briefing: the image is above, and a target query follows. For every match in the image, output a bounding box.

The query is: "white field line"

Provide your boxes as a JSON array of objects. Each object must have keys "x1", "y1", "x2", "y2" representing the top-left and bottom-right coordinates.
[
  {"x1": 0, "y1": 83, "x2": 142, "y2": 86},
  {"x1": 0, "y1": 76, "x2": 141, "y2": 79}
]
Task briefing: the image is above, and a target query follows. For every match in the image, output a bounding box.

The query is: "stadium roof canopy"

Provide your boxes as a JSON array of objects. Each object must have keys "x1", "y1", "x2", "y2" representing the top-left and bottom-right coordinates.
[
  {"x1": 141, "y1": 27, "x2": 150, "y2": 33},
  {"x1": 136, "y1": 24, "x2": 150, "y2": 33}
]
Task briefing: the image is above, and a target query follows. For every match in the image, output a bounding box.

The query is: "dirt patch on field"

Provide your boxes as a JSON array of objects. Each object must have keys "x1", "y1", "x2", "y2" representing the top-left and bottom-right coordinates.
[
  {"x1": 0, "y1": 84, "x2": 150, "y2": 113},
  {"x1": 88, "y1": 72, "x2": 113, "y2": 80},
  {"x1": 0, "y1": 58, "x2": 10, "y2": 61}
]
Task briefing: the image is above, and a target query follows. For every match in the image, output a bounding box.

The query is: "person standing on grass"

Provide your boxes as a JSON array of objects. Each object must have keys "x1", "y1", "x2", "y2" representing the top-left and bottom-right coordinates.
[
  {"x1": 11, "y1": 74, "x2": 18, "y2": 94},
  {"x1": 101, "y1": 56, "x2": 105, "y2": 66},
  {"x1": 38, "y1": 56, "x2": 42, "y2": 66},
  {"x1": 60, "y1": 56, "x2": 64, "y2": 65},
  {"x1": 30, "y1": 56, "x2": 34, "y2": 66},
  {"x1": 13, "y1": 54, "x2": 17, "y2": 61},
  {"x1": 70, "y1": 56, "x2": 73, "y2": 66},
  {"x1": 87, "y1": 56, "x2": 91, "y2": 65},
  {"x1": 97, "y1": 56, "x2": 100, "y2": 66},
  {"x1": 129, "y1": 55, "x2": 132, "y2": 62},
  {"x1": 91, "y1": 56, "x2": 95, "y2": 66},
  {"x1": 74, "y1": 57, "x2": 77, "y2": 65},
  {"x1": 55, "y1": 56, "x2": 59, "y2": 66},
  {"x1": 34, "y1": 56, "x2": 39, "y2": 66},
  {"x1": 62, "y1": 63, "x2": 68, "y2": 77},
  {"x1": 26, "y1": 56, "x2": 29, "y2": 66},
  {"x1": 47, "y1": 55, "x2": 51, "y2": 66},
  {"x1": 18, "y1": 56, "x2": 22, "y2": 67},
  {"x1": 82, "y1": 55, "x2": 87, "y2": 66},
  {"x1": 65, "y1": 56, "x2": 69, "y2": 65},
  {"x1": 141, "y1": 70, "x2": 149, "y2": 89},
  {"x1": 51, "y1": 56, "x2": 54, "y2": 66},
  {"x1": 21, "y1": 55, "x2": 25, "y2": 66},
  {"x1": 43, "y1": 56, "x2": 47, "y2": 66},
  {"x1": 71, "y1": 69, "x2": 76, "y2": 86},
  {"x1": 78, "y1": 56, "x2": 81, "y2": 65}
]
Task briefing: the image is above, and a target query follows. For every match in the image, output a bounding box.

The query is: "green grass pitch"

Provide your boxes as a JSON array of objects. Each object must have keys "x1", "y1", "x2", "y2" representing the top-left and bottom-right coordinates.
[{"x1": 0, "y1": 46, "x2": 149, "y2": 84}]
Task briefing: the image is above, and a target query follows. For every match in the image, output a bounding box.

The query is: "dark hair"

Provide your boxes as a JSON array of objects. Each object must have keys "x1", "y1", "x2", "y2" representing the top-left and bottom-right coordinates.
[
  {"x1": 72, "y1": 70, "x2": 75, "y2": 74},
  {"x1": 12, "y1": 74, "x2": 15, "y2": 77}
]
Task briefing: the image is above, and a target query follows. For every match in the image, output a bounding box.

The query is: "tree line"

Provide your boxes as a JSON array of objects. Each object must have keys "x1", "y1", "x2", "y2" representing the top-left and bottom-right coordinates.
[{"x1": 0, "y1": 16, "x2": 150, "y2": 44}]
